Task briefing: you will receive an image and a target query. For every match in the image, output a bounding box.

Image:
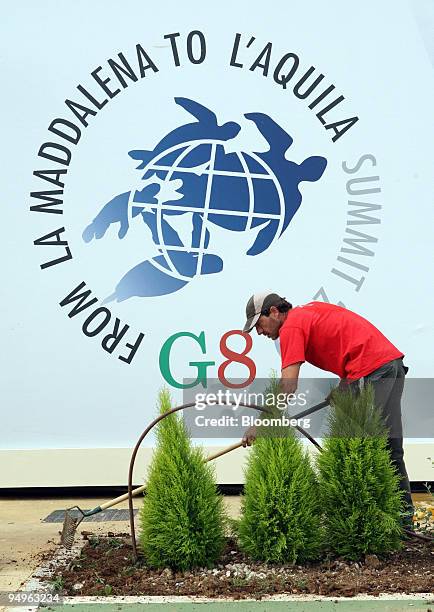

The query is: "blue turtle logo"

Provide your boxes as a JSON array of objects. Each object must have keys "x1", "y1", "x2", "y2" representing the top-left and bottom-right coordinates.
[{"x1": 83, "y1": 98, "x2": 327, "y2": 301}]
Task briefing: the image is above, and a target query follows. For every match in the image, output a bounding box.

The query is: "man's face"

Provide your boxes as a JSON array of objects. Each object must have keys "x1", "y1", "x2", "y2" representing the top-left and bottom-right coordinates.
[{"x1": 255, "y1": 307, "x2": 283, "y2": 340}]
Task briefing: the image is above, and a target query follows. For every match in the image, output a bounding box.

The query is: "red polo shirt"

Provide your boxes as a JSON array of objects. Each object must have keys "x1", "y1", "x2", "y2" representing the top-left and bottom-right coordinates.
[{"x1": 279, "y1": 302, "x2": 403, "y2": 380}]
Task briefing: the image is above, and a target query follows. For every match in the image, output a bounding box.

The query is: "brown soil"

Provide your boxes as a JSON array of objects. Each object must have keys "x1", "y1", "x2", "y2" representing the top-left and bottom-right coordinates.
[{"x1": 49, "y1": 532, "x2": 434, "y2": 599}]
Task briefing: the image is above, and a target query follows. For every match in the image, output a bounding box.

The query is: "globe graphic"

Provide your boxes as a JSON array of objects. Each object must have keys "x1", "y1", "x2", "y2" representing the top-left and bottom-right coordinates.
[{"x1": 127, "y1": 139, "x2": 286, "y2": 282}]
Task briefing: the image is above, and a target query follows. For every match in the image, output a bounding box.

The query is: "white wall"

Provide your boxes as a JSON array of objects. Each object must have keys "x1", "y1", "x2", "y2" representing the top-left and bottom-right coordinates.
[{"x1": 1, "y1": 0, "x2": 433, "y2": 485}]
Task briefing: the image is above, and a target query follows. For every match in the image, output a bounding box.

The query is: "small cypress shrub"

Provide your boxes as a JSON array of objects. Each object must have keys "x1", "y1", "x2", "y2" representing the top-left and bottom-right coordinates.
[
  {"x1": 139, "y1": 388, "x2": 226, "y2": 570},
  {"x1": 317, "y1": 384, "x2": 404, "y2": 560},
  {"x1": 238, "y1": 375, "x2": 323, "y2": 564}
]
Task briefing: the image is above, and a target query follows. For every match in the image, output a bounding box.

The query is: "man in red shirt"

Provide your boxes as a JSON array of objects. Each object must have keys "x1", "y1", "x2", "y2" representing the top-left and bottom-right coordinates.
[{"x1": 241, "y1": 291, "x2": 413, "y2": 520}]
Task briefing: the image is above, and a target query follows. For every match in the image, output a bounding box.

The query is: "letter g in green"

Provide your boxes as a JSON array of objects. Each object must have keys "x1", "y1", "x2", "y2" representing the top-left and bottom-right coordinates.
[{"x1": 159, "y1": 331, "x2": 215, "y2": 389}]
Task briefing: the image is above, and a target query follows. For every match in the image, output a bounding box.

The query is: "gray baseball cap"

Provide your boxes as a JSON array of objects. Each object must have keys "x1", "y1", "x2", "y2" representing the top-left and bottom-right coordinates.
[{"x1": 243, "y1": 291, "x2": 284, "y2": 332}]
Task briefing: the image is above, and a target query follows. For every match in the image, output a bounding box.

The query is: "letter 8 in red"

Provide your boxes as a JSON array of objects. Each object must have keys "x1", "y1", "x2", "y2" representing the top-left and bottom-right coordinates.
[{"x1": 218, "y1": 330, "x2": 256, "y2": 389}]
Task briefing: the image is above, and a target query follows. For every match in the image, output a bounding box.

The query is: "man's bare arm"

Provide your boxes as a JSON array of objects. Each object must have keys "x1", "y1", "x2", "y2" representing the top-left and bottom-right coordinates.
[{"x1": 280, "y1": 362, "x2": 302, "y2": 396}]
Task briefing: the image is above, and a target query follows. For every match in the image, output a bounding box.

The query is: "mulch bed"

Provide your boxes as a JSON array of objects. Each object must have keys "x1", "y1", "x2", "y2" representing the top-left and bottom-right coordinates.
[{"x1": 49, "y1": 532, "x2": 433, "y2": 599}]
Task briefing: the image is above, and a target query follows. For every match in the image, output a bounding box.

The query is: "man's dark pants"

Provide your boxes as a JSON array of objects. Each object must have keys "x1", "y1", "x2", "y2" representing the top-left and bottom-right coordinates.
[{"x1": 348, "y1": 358, "x2": 414, "y2": 517}]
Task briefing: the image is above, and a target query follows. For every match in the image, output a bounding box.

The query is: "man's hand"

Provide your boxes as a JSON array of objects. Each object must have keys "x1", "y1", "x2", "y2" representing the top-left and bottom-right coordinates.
[{"x1": 242, "y1": 425, "x2": 257, "y2": 447}]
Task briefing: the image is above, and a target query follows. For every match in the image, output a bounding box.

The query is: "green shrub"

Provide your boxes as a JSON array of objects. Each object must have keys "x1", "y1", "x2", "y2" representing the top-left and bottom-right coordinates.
[
  {"x1": 317, "y1": 384, "x2": 404, "y2": 560},
  {"x1": 139, "y1": 388, "x2": 226, "y2": 570},
  {"x1": 238, "y1": 376, "x2": 323, "y2": 564}
]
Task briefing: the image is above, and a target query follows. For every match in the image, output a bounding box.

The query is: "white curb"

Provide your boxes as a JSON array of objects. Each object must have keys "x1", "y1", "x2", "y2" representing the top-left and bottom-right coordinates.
[{"x1": 64, "y1": 592, "x2": 434, "y2": 604}]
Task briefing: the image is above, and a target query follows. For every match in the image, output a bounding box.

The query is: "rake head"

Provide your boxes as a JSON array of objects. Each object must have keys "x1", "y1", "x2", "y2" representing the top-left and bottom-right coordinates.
[{"x1": 60, "y1": 506, "x2": 86, "y2": 549}]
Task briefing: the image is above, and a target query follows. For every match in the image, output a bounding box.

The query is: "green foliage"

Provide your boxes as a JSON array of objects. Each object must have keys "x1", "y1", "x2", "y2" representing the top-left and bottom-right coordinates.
[
  {"x1": 261, "y1": 370, "x2": 286, "y2": 420},
  {"x1": 50, "y1": 575, "x2": 65, "y2": 592},
  {"x1": 139, "y1": 388, "x2": 226, "y2": 570},
  {"x1": 238, "y1": 376, "x2": 323, "y2": 564},
  {"x1": 317, "y1": 384, "x2": 404, "y2": 560},
  {"x1": 327, "y1": 383, "x2": 388, "y2": 438}
]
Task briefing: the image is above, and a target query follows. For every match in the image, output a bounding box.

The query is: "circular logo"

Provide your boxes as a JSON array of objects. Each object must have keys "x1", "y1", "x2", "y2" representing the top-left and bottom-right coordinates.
[{"x1": 81, "y1": 98, "x2": 327, "y2": 302}]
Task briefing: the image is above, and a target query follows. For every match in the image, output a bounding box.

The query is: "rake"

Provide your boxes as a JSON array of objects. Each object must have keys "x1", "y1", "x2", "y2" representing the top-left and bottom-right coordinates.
[
  {"x1": 62, "y1": 397, "x2": 329, "y2": 550},
  {"x1": 60, "y1": 441, "x2": 243, "y2": 548}
]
